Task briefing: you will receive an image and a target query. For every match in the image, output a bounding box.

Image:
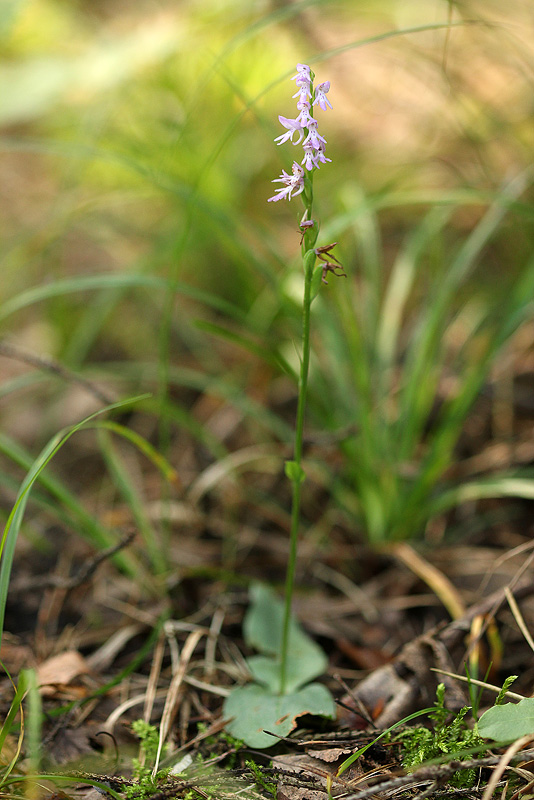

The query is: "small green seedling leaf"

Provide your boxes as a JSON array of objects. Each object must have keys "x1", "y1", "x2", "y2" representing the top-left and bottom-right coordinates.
[
  {"x1": 495, "y1": 675, "x2": 518, "y2": 706},
  {"x1": 223, "y1": 682, "x2": 335, "y2": 748},
  {"x1": 479, "y1": 698, "x2": 534, "y2": 741},
  {"x1": 285, "y1": 460, "x2": 305, "y2": 484}
]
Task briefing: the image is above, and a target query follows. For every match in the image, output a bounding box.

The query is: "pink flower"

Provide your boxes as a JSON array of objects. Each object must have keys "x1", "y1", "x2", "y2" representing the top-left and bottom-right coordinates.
[
  {"x1": 292, "y1": 85, "x2": 312, "y2": 101},
  {"x1": 274, "y1": 115, "x2": 305, "y2": 146},
  {"x1": 301, "y1": 146, "x2": 318, "y2": 171},
  {"x1": 313, "y1": 146, "x2": 332, "y2": 167},
  {"x1": 313, "y1": 81, "x2": 332, "y2": 111},
  {"x1": 268, "y1": 161, "x2": 306, "y2": 202},
  {"x1": 303, "y1": 122, "x2": 326, "y2": 150},
  {"x1": 292, "y1": 63, "x2": 312, "y2": 82},
  {"x1": 296, "y1": 106, "x2": 316, "y2": 128}
]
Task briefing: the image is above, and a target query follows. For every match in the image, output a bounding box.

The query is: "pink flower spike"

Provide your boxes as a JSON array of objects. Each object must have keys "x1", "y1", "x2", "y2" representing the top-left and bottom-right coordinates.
[
  {"x1": 274, "y1": 115, "x2": 304, "y2": 146},
  {"x1": 313, "y1": 81, "x2": 332, "y2": 111},
  {"x1": 267, "y1": 63, "x2": 332, "y2": 203}
]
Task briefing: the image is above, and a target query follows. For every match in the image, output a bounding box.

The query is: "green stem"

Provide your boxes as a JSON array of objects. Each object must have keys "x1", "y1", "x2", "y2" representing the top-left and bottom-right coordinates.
[{"x1": 279, "y1": 188, "x2": 315, "y2": 695}]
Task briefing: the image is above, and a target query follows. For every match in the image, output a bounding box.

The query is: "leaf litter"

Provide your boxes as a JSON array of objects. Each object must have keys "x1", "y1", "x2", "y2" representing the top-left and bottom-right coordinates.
[{"x1": 4, "y1": 340, "x2": 534, "y2": 799}]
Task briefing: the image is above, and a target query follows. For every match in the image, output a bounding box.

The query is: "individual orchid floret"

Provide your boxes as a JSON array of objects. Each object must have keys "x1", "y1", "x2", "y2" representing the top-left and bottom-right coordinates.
[
  {"x1": 313, "y1": 143, "x2": 332, "y2": 167},
  {"x1": 303, "y1": 122, "x2": 326, "y2": 150},
  {"x1": 296, "y1": 105, "x2": 316, "y2": 128},
  {"x1": 292, "y1": 63, "x2": 312, "y2": 82},
  {"x1": 301, "y1": 145, "x2": 319, "y2": 171},
  {"x1": 293, "y1": 85, "x2": 312, "y2": 102},
  {"x1": 293, "y1": 88, "x2": 311, "y2": 102},
  {"x1": 313, "y1": 82, "x2": 332, "y2": 111},
  {"x1": 274, "y1": 116, "x2": 305, "y2": 146},
  {"x1": 292, "y1": 64, "x2": 312, "y2": 101},
  {"x1": 268, "y1": 161, "x2": 305, "y2": 203}
]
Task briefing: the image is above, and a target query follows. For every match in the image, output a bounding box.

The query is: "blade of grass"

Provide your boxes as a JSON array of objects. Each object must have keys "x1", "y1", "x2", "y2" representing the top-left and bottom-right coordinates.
[
  {"x1": 0, "y1": 431, "x2": 140, "y2": 573},
  {"x1": 0, "y1": 665, "x2": 25, "y2": 788},
  {"x1": 24, "y1": 668, "x2": 42, "y2": 777},
  {"x1": 0, "y1": 273, "x2": 247, "y2": 325},
  {"x1": 403, "y1": 249, "x2": 534, "y2": 520},
  {"x1": 97, "y1": 427, "x2": 167, "y2": 575},
  {"x1": 428, "y1": 476, "x2": 534, "y2": 516},
  {"x1": 376, "y1": 206, "x2": 454, "y2": 391},
  {"x1": 194, "y1": 319, "x2": 297, "y2": 379},
  {"x1": 0, "y1": 395, "x2": 148, "y2": 647},
  {"x1": 396, "y1": 172, "x2": 530, "y2": 463},
  {"x1": 103, "y1": 362, "x2": 293, "y2": 443},
  {"x1": 98, "y1": 420, "x2": 180, "y2": 486}
]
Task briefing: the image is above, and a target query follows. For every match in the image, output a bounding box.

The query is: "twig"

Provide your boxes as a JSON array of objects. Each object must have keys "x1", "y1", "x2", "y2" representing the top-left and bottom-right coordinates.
[
  {"x1": 341, "y1": 751, "x2": 534, "y2": 800},
  {"x1": 0, "y1": 339, "x2": 115, "y2": 405},
  {"x1": 430, "y1": 668, "x2": 525, "y2": 701},
  {"x1": 9, "y1": 528, "x2": 136, "y2": 593}
]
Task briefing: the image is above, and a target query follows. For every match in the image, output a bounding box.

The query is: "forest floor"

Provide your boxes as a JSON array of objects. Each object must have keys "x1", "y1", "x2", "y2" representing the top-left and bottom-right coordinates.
[{"x1": 4, "y1": 402, "x2": 534, "y2": 800}]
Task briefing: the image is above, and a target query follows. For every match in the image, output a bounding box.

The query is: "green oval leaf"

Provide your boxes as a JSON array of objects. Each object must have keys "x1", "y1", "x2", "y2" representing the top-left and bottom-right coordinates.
[
  {"x1": 244, "y1": 584, "x2": 327, "y2": 690},
  {"x1": 223, "y1": 682, "x2": 336, "y2": 748},
  {"x1": 479, "y1": 699, "x2": 534, "y2": 741}
]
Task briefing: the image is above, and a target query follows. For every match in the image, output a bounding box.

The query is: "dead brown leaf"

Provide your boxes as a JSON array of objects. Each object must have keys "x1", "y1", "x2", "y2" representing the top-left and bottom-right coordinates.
[{"x1": 37, "y1": 650, "x2": 90, "y2": 696}]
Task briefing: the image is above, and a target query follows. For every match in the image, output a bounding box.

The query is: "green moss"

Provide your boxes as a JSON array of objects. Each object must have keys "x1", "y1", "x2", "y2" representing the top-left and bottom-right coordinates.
[
  {"x1": 246, "y1": 759, "x2": 276, "y2": 797},
  {"x1": 126, "y1": 720, "x2": 170, "y2": 800},
  {"x1": 392, "y1": 684, "x2": 484, "y2": 788}
]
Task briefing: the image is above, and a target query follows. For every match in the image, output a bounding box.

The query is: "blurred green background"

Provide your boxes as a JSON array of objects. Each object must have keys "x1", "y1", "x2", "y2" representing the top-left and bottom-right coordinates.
[{"x1": 2, "y1": 0, "x2": 534, "y2": 553}]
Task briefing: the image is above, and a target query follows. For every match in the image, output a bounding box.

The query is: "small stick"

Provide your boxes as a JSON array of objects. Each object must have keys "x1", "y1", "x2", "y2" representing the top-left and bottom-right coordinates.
[
  {"x1": 9, "y1": 528, "x2": 136, "y2": 592},
  {"x1": 0, "y1": 339, "x2": 115, "y2": 406}
]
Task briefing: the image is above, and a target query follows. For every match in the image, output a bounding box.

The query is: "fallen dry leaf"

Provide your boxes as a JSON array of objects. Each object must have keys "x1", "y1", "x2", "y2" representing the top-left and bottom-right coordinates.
[
  {"x1": 37, "y1": 650, "x2": 90, "y2": 696},
  {"x1": 306, "y1": 748, "x2": 352, "y2": 762}
]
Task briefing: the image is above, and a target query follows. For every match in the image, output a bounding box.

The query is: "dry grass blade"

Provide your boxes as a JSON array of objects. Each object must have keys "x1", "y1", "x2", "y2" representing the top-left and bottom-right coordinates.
[
  {"x1": 390, "y1": 542, "x2": 466, "y2": 619},
  {"x1": 144, "y1": 630, "x2": 166, "y2": 722},
  {"x1": 86, "y1": 623, "x2": 145, "y2": 672},
  {"x1": 481, "y1": 735, "x2": 534, "y2": 800},
  {"x1": 478, "y1": 545, "x2": 534, "y2": 597},
  {"x1": 103, "y1": 690, "x2": 168, "y2": 735},
  {"x1": 205, "y1": 606, "x2": 226, "y2": 681},
  {"x1": 153, "y1": 628, "x2": 205, "y2": 776},
  {"x1": 188, "y1": 444, "x2": 281, "y2": 504},
  {"x1": 430, "y1": 668, "x2": 526, "y2": 702},
  {"x1": 137, "y1": 630, "x2": 167, "y2": 769},
  {"x1": 505, "y1": 586, "x2": 534, "y2": 655}
]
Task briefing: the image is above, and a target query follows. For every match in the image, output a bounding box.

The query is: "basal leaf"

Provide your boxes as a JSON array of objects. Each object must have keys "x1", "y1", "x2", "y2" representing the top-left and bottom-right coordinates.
[
  {"x1": 246, "y1": 653, "x2": 321, "y2": 695},
  {"x1": 478, "y1": 699, "x2": 534, "y2": 741},
  {"x1": 243, "y1": 583, "x2": 327, "y2": 690},
  {"x1": 223, "y1": 682, "x2": 336, "y2": 748}
]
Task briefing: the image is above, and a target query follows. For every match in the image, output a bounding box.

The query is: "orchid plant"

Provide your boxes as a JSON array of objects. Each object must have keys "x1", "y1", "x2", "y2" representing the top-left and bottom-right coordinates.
[{"x1": 223, "y1": 64, "x2": 342, "y2": 747}]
